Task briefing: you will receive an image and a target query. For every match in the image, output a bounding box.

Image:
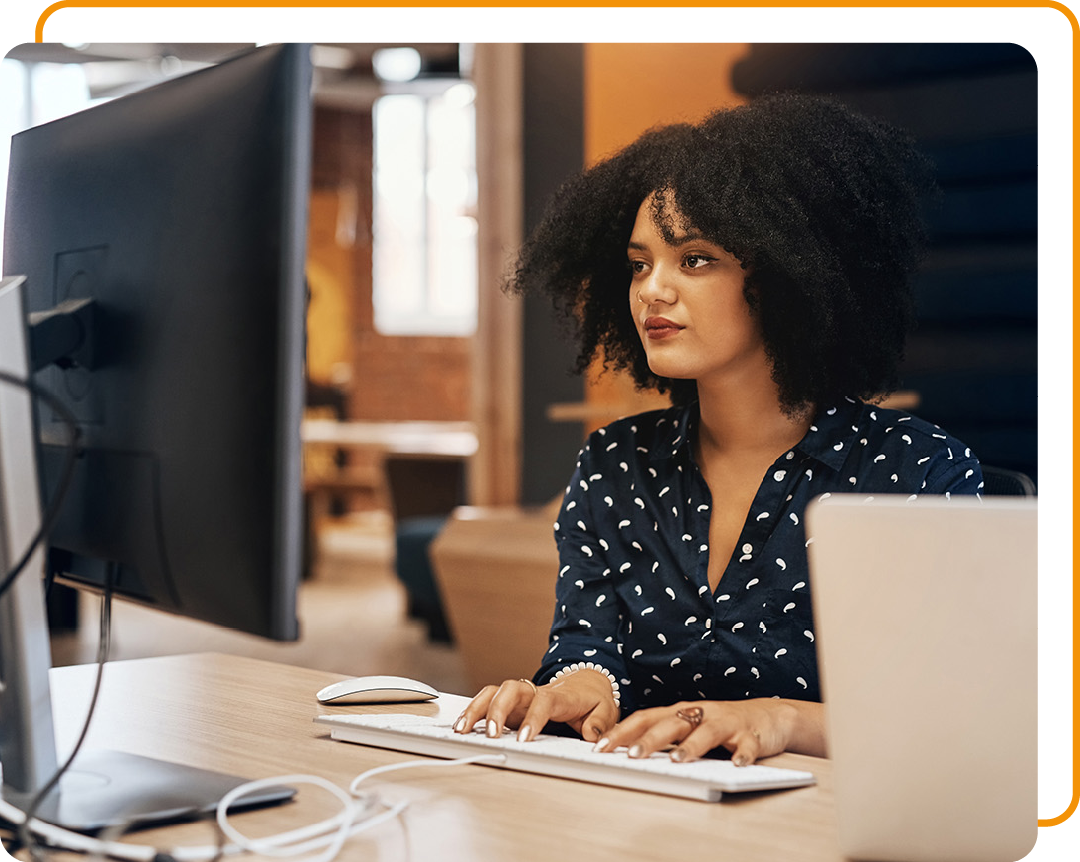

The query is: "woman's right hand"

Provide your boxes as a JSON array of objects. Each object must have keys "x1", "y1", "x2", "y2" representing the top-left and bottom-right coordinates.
[{"x1": 453, "y1": 668, "x2": 620, "y2": 744}]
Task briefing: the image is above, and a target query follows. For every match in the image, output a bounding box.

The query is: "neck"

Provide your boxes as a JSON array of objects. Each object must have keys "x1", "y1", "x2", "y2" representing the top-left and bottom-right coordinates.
[{"x1": 694, "y1": 374, "x2": 812, "y2": 459}]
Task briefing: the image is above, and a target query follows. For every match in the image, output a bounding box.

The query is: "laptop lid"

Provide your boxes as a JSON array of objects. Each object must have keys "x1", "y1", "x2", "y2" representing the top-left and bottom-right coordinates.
[{"x1": 806, "y1": 494, "x2": 1037, "y2": 862}]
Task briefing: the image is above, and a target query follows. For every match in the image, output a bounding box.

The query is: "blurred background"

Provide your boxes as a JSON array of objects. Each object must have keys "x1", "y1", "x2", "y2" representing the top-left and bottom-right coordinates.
[{"x1": 1, "y1": 43, "x2": 1037, "y2": 694}]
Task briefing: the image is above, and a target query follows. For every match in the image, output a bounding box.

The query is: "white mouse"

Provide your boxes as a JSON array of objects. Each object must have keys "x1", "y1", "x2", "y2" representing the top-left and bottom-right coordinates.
[{"x1": 315, "y1": 675, "x2": 439, "y2": 705}]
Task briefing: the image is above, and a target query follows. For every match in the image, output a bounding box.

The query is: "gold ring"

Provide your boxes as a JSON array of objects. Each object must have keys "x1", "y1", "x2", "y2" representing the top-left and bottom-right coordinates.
[
  {"x1": 519, "y1": 678, "x2": 538, "y2": 695},
  {"x1": 675, "y1": 706, "x2": 704, "y2": 729}
]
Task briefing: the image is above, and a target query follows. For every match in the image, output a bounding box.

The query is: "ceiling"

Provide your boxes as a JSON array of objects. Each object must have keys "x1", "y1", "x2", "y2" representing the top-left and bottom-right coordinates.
[{"x1": 3, "y1": 42, "x2": 466, "y2": 109}]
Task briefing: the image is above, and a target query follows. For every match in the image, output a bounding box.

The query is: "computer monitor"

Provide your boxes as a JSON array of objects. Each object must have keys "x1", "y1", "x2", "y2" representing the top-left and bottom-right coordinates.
[{"x1": 0, "y1": 43, "x2": 312, "y2": 831}]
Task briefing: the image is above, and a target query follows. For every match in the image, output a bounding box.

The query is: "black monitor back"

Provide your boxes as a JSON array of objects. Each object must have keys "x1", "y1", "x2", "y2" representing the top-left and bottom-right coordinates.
[{"x1": 2, "y1": 44, "x2": 312, "y2": 640}]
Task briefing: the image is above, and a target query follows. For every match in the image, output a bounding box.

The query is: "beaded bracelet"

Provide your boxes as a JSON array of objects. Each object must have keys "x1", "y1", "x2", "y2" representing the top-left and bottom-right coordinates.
[{"x1": 549, "y1": 661, "x2": 621, "y2": 707}]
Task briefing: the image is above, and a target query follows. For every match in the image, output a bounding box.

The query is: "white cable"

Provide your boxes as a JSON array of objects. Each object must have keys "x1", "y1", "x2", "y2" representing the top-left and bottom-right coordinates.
[
  {"x1": 1, "y1": 753, "x2": 507, "y2": 862},
  {"x1": 176, "y1": 793, "x2": 407, "y2": 862},
  {"x1": 214, "y1": 757, "x2": 507, "y2": 861},
  {"x1": 0, "y1": 798, "x2": 156, "y2": 861},
  {"x1": 215, "y1": 774, "x2": 359, "y2": 862},
  {"x1": 3, "y1": 772, "x2": 391, "y2": 862}
]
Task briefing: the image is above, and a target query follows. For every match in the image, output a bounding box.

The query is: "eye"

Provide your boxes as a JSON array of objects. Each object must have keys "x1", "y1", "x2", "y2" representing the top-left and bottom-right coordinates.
[
  {"x1": 628, "y1": 259, "x2": 649, "y2": 275},
  {"x1": 683, "y1": 254, "x2": 714, "y2": 269}
]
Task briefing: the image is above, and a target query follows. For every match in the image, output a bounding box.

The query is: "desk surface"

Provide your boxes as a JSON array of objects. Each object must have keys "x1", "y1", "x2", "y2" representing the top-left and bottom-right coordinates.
[{"x1": 46, "y1": 653, "x2": 841, "y2": 861}]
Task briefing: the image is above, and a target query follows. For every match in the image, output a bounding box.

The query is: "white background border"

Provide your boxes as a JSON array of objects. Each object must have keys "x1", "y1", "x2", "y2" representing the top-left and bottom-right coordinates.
[{"x1": 0, "y1": 3, "x2": 1073, "y2": 859}]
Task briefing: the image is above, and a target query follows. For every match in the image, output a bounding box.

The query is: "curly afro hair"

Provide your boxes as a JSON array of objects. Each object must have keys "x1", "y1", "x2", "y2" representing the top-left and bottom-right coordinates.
[{"x1": 505, "y1": 93, "x2": 937, "y2": 414}]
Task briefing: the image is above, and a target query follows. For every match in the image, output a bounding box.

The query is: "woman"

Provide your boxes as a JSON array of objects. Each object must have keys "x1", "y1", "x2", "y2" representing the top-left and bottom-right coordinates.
[{"x1": 454, "y1": 93, "x2": 982, "y2": 766}]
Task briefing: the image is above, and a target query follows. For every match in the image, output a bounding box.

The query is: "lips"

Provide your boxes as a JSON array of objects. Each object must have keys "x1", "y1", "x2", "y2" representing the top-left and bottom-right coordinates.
[{"x1": 644, "y1": 316, "x2": 684, "y2": 339}]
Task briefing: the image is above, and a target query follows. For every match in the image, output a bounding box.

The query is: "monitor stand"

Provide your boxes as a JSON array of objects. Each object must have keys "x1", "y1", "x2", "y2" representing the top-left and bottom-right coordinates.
[{"x1": 0, "y1": 276, "x2": 294, "y2": 833}]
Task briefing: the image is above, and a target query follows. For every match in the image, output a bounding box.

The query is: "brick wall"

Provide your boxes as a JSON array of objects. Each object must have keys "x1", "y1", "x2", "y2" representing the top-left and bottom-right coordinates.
[{"x1": 309, "y1": 105, "x2": 472, "y2": 423}]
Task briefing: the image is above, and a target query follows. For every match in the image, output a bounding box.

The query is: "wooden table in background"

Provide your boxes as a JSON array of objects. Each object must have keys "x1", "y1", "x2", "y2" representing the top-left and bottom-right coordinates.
[
  {"x1": 300, "y1": 420, "x2": 478, "y2": 571},
  {"x1": 301, "y1": 419, "x2": 478, "y2": 458}
]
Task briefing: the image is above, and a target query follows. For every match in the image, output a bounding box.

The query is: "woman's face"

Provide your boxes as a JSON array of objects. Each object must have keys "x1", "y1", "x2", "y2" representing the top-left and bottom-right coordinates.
[{"x1": 628, "y1": 194, "x2": 768, "y2": 387}]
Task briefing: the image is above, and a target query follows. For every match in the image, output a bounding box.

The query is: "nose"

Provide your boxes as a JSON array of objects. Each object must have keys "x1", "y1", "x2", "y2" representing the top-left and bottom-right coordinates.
[{"x1": 636, "y1": 262, "x2": 678, "y2": 307}]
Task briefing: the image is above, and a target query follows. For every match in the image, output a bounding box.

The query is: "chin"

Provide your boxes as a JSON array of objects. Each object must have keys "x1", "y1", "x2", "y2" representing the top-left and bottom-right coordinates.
[{"x1": 646, "y1": 361, "x2": 697, "y2": 381}]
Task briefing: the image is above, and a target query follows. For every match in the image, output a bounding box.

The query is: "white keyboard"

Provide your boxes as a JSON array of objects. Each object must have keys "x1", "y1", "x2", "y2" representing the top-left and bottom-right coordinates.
[{"x1": 314, "y1": 713, "x2": 815, "y2": 802}]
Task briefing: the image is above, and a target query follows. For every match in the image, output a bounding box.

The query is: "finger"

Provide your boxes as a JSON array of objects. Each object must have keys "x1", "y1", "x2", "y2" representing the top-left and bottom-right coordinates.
[
  {"x1": 624, "y1": 716, "x2": 692, "y2": 759},
  {"x1": 669, "y1": 718, "x2": 763, "y2": 765},
  {"x1": 454, "y1": 685, "x2": 499, "y2": 733},
  {"x1": 577, "y1": 695, "x2": 621, "y2": 743},
  {"x1": 670, "y1": 724, "x2": 726, "y2": 763},
  {"x1": 727, "y1": 729, "x2": 763, "y2": 767},
  {"x1": 594, "y1": 707, "x2": 666, "y2": 751},
  {"x1": 515, "y1": 686, "x2": 556, "y2": 742},
  {"x1": 483, "y1": 679, "x2": 536, "y2": 738}
]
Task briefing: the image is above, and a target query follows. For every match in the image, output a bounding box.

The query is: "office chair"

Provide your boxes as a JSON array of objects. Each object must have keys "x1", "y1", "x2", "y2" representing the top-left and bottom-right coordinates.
[{"x1": 980, "y1": 465, "x2": 1037, "y2": 497}]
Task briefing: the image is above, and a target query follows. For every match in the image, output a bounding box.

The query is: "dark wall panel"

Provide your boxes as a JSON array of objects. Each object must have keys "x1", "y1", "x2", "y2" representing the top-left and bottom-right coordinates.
[
  {"x1": 733, "y1": 43, "x2": 1038, "y2": 486},
  {"x1": 519, "y1": 44, "x2": 587, "y2": 504}
]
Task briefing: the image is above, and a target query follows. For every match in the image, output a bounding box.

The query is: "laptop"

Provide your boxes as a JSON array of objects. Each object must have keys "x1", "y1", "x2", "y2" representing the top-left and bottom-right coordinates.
[{"x1": 805, "y1": 494, "x2": 1037, "y2": 862}]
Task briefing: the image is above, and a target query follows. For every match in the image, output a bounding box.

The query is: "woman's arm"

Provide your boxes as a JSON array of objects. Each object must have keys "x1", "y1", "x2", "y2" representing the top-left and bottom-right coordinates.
[
  {"x1": 534, "y1": 438, "x2": 632, "y2": 700},
  {"x1": 456, "y1": 434, "x2": 629, "y2": 741}
]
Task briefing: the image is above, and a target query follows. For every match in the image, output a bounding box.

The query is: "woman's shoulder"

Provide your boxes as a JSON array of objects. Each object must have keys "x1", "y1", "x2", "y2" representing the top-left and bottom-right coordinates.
[
  {"x1": 855, "y1": 402, "x2": 973, "y2": 452},
  {"x1": 845, "y1": 401, "x2": 982, "y2": 494}
]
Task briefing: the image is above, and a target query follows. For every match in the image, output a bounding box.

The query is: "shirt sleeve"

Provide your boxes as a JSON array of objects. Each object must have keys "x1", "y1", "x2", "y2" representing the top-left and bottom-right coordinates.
[
  {"x1": 921, "y1": 434, "x2": 984, "y2": 496},
  {"x1": 533, "y1": 435, "x2": 631, "y2": 710}
]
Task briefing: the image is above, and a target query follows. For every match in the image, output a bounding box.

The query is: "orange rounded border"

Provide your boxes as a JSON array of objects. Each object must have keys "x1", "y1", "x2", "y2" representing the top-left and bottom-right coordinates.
[{"x1": 30, "y1": 0, "x2": 1080, "y2": 831}]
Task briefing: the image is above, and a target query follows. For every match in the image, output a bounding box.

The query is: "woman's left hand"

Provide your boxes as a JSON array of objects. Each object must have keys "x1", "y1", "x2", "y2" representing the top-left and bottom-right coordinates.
[{"x1": 593, "y1": 698, "x2": 824, "y2": 766}]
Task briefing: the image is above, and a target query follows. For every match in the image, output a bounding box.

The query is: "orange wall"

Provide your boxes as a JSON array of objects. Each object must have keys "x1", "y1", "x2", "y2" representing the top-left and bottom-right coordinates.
[
  {"x1": 584, "y1": 43, "x2": 750, "y2": 163},
  {"x1": 581, "y1": 43, "x2": 750, "y2": 423}
]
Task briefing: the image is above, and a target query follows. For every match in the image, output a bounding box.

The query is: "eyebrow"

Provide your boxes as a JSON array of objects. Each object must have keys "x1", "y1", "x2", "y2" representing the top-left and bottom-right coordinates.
[
  {"x1": 627, "y1": 231, "x2": 710, "y2": 252},
  {"x1": 670, "y1": 231, "x2": 708, "y2": 245}
]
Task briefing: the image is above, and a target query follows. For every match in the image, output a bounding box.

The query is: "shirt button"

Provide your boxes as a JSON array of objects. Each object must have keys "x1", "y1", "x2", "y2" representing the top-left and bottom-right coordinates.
[{"x1": 741, "y1": 543, "x2": 753, "y2": 554}]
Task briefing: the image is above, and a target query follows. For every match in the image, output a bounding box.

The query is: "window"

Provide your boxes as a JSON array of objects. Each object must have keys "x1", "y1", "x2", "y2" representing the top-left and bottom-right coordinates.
[{"x1": 372, "y1": 82, "x2": 478, "y2": 336}]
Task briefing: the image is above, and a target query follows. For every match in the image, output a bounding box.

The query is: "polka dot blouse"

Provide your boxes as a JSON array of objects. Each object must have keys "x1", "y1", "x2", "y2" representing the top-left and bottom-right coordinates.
[{"x1": 533, "y1": 397, "x2": 983, "y2": 715}]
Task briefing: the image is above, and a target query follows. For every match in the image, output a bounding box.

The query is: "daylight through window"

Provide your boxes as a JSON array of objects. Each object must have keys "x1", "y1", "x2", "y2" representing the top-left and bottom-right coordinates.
[{"x1": 372, "y1": 82, "x2": 478, "y2": 337}]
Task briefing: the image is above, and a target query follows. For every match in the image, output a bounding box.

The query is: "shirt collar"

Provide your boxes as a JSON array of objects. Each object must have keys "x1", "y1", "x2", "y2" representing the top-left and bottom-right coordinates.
[
  {"x1": 793, "y1": 397, "x2": 865, "y2": 470},
  {"x1": 648, "y1": 397, "x2": 865, "y2": 471},
  {"x1": 649, "y1": 402, "x2": 698, "y2": 462}
]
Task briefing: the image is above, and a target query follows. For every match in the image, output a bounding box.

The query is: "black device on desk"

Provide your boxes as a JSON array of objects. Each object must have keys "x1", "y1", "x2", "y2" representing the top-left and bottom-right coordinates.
[{"x1": 0, "y1": 43, "x2": 311, "y2": 831}]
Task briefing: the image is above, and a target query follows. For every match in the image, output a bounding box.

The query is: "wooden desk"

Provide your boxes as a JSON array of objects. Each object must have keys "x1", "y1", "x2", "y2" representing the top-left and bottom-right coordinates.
[{"x1": 39, "y1": 653, "x2": 841, "y2": 861}]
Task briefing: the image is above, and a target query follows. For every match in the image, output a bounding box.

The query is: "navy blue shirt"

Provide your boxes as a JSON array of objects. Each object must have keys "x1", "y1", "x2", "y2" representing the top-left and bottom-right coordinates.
[{"x1": 534, "y1": 397, "x2": 982, "y2": 714}]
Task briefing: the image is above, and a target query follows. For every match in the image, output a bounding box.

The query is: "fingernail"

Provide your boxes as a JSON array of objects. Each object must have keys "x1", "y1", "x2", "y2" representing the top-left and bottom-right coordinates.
[
  {"x1": 670, "y1": 748, "x2": 686, "y2": 762},
  {"x1": 517, "y1": 725, "x2": 532, "y2": 742},
  {"x1": 593, "y1": 737, "x2": 610, "y2": 752},
  {"x1": 487, "y1": 720, "x2": 499, "y2": 738},
  {"x1": 454, "y1": 716, "x2": 468, "y2": 732},
  {"x1": 628, "y1": 745, "x2": 643, "y2": 759},
  {"x1": 733, "y1": 755, "x2": 747, "y2": 767}
]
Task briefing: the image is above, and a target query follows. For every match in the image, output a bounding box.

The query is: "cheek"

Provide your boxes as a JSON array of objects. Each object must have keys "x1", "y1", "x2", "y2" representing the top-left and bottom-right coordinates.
[{"x1": 720, "y1": 284, "x2": 759, "y2": 332}]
